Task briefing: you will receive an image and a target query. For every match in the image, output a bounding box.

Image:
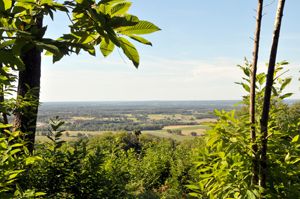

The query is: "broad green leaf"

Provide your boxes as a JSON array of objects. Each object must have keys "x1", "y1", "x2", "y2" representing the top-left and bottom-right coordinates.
[
  {"x1": 0, "y1": 123, "x2": 12, "y2": 129},
  {"x1": 100, "y1": 38, "x2": 115, "y2": 57},
  {"x1": 292, "y1": 135, "x2": 299, "y2": 143},
  {"x1": 109, "y1": 15, "x2": 139, "y2": 28},
  {"x1": 25, "y1": 156, "x2": 43, "y2": 165},
  {"x1": 9, "y1": 148, "x2": 22, "y2": 156},
  {"x1": 111, "y1": 2, "x2": 131, "y2": 16},
  {"x1": 117, "y1": 20, "x2": 161, "y2": 35},
  {"x1": 246, "y1": 190, "x2": 256, "y2": 199},
  {"x1": 280, "y1": 77, "x2": 292, "y2": 91},
  {"x1": 119, "y1": 37, "x2": 139, "y2": 68},
  {"x1": 129, "y1": 35, "x2": 152, "y2": 46},
  {"x1": 2, "y1": 0, "x2": 12, "y2": 10},
  {"x1": 35, "y1": 42, "x2": 61, "y2": 56}
]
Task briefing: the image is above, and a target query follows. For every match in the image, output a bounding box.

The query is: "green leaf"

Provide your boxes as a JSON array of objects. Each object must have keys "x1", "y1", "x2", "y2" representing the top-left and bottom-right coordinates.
[
  {"x1": 129, "y1": 35, "x2": 152, "y2": 46},
  {"x1": 280, "y1": 77, "x2": 292, "y2": 91},
  {"x1": 35, "y1": 42, "x2": 61, "y2": 56},
  {"x1": 117, "y1": 20, "x2": 161, "y2": 35},
  {"x1": 9, "y1": 148, "x2": 22, "y2": 156},
  {"x1": 292, "y1": 135, "x2": 299, "y2": 143},
  {"x1": 1, "y1": 0, "x2": 12, "y2": 10},
  {"x1": 100, "y1": 38, "x2": 115, "y2": 57},
  {"x1": 285, "y1": 152, "x2": 290, "y2": 162},
  {"x1": 0, "y1": 50, "x2": 24, "y2": 68},
  {"x1": 0, "y1": 123, "x2": 12, "y2": 129},
  {"x1": 119, "y1": 37, "x2": 139, "y2": 68},
  {"x1": 280, "y1": 92, "x2": 293, "y2": 99},
  {"x1": 111, "y1": 2, "x2": 132, "y2": 16},
  {"x1": 246, "y1": 190, "x2": 256, "y2": 199},
  {"x1": 25, "y1": 156, "x2": 43, "y2": 165},
  {"x1": 109, "y1": 15, "x2": 139, "y2": 28}
]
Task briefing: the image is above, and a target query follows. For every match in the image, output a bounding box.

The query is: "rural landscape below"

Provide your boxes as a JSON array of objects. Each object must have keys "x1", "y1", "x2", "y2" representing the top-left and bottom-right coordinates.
[{"x1": 36, "y1": 101, "x2": 238, "y2": 141}]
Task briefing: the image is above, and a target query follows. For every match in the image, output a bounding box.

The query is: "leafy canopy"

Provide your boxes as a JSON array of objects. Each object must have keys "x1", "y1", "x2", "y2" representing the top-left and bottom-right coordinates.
[{"x1": 0, "y1": 0, "x2": 160, "y2": 68}]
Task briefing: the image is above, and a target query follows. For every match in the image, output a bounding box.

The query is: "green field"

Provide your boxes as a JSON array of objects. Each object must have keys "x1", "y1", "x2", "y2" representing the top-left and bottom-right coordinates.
[{"x1": 36, "y1": 123, "x2": 212, "y2": 142}]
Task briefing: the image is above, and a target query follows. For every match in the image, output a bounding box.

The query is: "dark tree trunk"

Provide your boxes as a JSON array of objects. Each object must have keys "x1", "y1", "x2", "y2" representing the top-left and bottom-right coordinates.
[
  {"x1": 250, "y1": 0, "x2": 263, "y2": 186},
  {"x1": 13, "y1": 17, "x2": 43, "y2": 153},
  {"x1": 260, "y1": 0, "x2": 286, "y2": 189}
]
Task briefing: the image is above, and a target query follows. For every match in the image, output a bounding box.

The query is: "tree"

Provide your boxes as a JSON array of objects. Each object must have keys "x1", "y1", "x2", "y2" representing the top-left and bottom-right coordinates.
[
  {"x1": 250, "y1": 0, "x2": 263, "y2": 185},
  {"x1": 260, "y1": 0, "x2": 286, "y2": 189},
  {"x1": 0, "y1": 0, "x2": 160, "y2": 152}
]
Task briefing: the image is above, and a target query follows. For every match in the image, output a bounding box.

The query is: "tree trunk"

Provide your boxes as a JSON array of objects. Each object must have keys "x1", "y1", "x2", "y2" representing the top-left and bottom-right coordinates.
[
  {"x1": 260, "y1": 0, "x2": 286, "y2": 189},
  {"x1": 13, "y1": 17, "x2": 43, "y2": 153},
  {"x1": 250, "y1": 0, "x2": 263, "y2": 186},
  {"x1": 0, "y1": 63, "x2": 8, "y2": 126}
]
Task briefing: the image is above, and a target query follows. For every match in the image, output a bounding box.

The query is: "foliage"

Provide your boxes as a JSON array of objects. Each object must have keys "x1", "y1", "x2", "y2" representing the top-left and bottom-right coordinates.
[
  {"x1": 17, "y1": 117, "x2": 204, "y2": 198},
  {"x1": 188, "y1": 61, "x2": 300, "y2": 198},
  {"x1": 0, "y1": 0, "x2": 160, "y2": 69},
  {"x1": 0, "y1": 124, "x2": 44, "y2": 198}
]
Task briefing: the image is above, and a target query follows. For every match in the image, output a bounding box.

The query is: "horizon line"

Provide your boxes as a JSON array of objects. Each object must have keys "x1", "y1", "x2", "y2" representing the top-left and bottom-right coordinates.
[{"x1": 40, "y1": 98, "x2": 300, "y2": 103}]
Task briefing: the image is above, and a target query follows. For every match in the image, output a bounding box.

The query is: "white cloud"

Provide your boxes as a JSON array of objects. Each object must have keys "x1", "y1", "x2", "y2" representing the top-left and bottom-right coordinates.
[{"x1": 40, "y1": 56, "x2": 300, "y2": 101}]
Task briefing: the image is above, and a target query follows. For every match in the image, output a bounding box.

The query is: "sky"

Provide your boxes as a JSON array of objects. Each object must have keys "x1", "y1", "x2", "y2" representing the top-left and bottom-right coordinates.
[{"x1": 40, "y1": 0, "x2": 300, "y2": 102}]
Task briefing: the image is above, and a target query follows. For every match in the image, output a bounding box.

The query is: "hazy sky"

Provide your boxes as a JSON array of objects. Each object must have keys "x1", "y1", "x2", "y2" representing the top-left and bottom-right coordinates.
[{"x1": 40, "y1": 0, "x2": 300, "y2": 102}]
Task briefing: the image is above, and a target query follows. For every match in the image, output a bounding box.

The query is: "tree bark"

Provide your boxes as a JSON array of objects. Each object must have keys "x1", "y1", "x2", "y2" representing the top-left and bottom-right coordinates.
[
  {"x1": 250, "y1": 0, "x2": 263, "y2": 186},
  {"x1": 13, "y1": 17, "x2": 43, "y2": 153},
  {"x1": 260, "y1": 0, "x2": 286, "y2": 189},
  {"x1": 0, "y1": 63, "x2": 9, "y2": 126}
]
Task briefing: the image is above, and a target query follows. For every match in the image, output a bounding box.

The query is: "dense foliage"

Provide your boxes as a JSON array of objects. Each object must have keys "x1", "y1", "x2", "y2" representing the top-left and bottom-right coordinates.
[
  {"x1": 8, "y1": 117, "x2": 202, "y2": 198},
  {"x1": 188, "y1": 62, "x2": 300, "y2": 198}
]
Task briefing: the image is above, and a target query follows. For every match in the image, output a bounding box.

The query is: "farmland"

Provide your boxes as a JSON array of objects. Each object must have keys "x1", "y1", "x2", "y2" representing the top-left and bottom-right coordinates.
[{"x1": 36, "y1": 101, "x2": 237, "y2": 141}]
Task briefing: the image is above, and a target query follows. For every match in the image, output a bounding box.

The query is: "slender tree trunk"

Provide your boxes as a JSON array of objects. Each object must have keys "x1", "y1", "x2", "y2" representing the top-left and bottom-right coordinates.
[
  {"x1": 13, "y1": 17, "x2": 43, "y2": 153},
  {"x1": 250, "y1": 0, "x2": 263, "y2": 186},
  {"x1": 0, "y1": 63, "x2": 8, "y2": 125},
  {"x1": 260, "y1": 0, "x2": 286, "y2": 189}
]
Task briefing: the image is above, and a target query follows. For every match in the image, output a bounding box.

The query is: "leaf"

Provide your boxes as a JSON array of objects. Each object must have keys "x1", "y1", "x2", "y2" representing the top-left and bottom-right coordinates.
[
  {"x1": 129, "y1": 35, "x2": 152, "y2": 46},
  {"x1": 185, "y1": 185, "x2": 200, "y2": 190},
  {"x1": 246, "y1": 190, "x2": 256, "y2": 199},
  {"x1": 280, "y1": 93, "x2": 293, "y2": 99},
  {"x1": 25, "y1": 156, "x2": 42, "y2": 165},
  {"x1": 111, "y1": 2, "x2": 131, "y2": 16},
  {"x1": 292, "y1": 135, "x2": 299, "y2": 143},
  {"x1": 285, "y1": 152, "x2": 290, "y2": 162},
  {"x1": 241, "y1": 83, "x2": 250, "y2": 92},
  {"x1": 109, "y1": 15, "x2": 139, "y2": 28},
  {"x1": 0, "y1": 123, "x2": 12, "y2": 129},
  {"x1": 2, "y1": 0, "x2": 12, "y2": 10},
  {"x1": 117, "y1": 20, "x2": 161, "y2": 35},
  {"x1": 280, "y1": 77, "x2": 292, "y2": 91},
  {"x1": 100, "y1": 38, "x2": 115, "y2": 57},
  {"x1": 0, "y1": 50, "x2": 24, "y2": 68},
  {"x1": 35, "y1": 42, "x2": 61, "y2": 56},
  {"x1": 9, "y1": 148, "x2": 22, "y2": 156},
  {"x1": 119, "y1": 37, "x2": 139, "y2": 68}
]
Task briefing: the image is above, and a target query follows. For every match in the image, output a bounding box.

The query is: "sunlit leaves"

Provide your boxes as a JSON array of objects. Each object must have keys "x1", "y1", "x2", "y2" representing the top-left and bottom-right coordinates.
[
  {"x1": 0, "y1": 0, "x2": 12, "y2": 11},
  {"x1": 100, "y1": 37, "x2": 115, "y2": 57},
  {"x1": 119, "y1": 37, "x2": 139, "y2": 68},
  {"x1": 111, "y1": 2, "x2": 132, "y2": 16},
  {"x1": 117, "y1": 20, "x2": 161, "y2": 35},
  {"x1": 129, "y1": 35, "x2": 152, "y2": 46},
  {"x1": 0, "y1": 0, "x2": 160, "y2": 69}
]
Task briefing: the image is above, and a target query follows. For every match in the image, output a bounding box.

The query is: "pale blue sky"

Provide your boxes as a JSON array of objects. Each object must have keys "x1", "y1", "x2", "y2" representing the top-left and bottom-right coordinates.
[{"x1": 40, "y1": 0, "x2": 300, "y2": 101}]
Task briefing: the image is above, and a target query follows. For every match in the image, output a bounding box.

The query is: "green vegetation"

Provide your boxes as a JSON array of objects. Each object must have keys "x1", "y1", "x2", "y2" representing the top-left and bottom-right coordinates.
[
  {"x1": 1, "y1": 0, "x2": 300, "y2": 198},
  {"x1": 19, "y1": 118, "x2": 205, "y2": 198}
]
